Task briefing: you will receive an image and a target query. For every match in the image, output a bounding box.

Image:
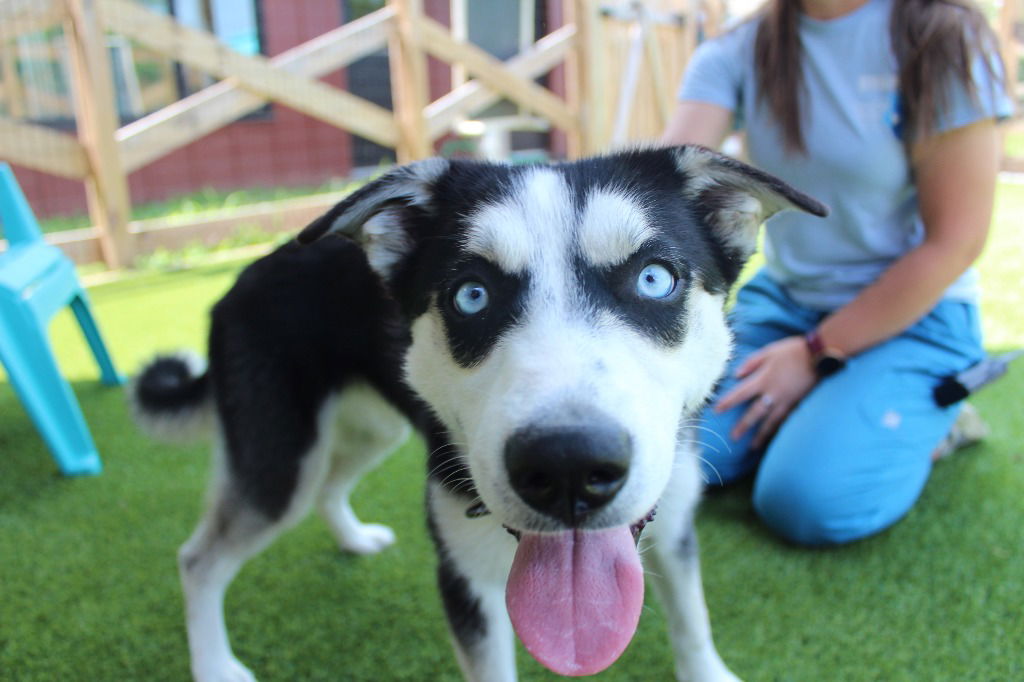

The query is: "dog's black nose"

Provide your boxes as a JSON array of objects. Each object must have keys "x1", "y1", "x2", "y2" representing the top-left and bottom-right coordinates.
[{"x1": 505, "y1": 424, "x2": 632, "y2": 527}]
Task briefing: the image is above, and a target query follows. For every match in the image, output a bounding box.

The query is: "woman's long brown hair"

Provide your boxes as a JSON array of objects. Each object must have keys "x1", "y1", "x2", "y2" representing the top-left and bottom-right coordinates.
[{"x1": 753, "y1": 0, "x2": 1007, "y2": 155}]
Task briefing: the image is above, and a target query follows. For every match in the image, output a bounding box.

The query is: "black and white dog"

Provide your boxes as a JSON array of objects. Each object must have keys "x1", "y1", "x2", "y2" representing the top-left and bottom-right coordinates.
[{"x1": 132, "y1": 146, "x2": 825, "y2": 682}]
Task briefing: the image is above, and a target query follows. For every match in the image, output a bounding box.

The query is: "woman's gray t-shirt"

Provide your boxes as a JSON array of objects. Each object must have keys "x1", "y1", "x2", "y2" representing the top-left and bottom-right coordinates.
[{"x1": 678, "y1": 0, "x2": 1012, "y2": 310}]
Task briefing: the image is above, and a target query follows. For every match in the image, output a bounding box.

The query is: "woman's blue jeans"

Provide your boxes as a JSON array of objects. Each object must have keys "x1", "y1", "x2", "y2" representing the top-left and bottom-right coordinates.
[{"x1": 700, "y1": 270, "x2": 985, "y2": 546}]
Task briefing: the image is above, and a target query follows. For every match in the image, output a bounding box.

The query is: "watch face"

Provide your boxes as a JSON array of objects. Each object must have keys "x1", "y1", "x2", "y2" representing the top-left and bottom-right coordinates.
[{"x1": 817, "y1": 355, "x2": 846, "y2": 377}]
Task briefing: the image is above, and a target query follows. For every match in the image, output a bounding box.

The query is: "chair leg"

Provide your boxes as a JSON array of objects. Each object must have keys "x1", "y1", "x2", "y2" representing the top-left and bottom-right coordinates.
[
  {"x1": 0, "y1": 306, "x2": 103, "y2": 476},
  {"x1": 69, "y1": 293, "x2": 124, "y2": 386}
]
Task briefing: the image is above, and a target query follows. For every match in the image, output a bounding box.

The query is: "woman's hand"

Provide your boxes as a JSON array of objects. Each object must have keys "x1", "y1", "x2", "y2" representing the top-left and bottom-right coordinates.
[
  {"x1": 715, "y1": 336, "x2": 817, "y2": 448},
  {"x1": 710, "y1": 122, "x2": 998, "y2": 451}
]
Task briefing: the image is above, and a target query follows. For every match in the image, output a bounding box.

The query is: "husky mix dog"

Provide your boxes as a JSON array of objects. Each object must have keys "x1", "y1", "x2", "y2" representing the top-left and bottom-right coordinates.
[{"x1": 131, "y1": 146, "x2": 825, "y2": 682}]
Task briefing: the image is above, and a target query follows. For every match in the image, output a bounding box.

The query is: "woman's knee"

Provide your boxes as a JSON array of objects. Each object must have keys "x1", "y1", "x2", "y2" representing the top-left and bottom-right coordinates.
[
  {"x1": 752, "y1": 454, "x2": 932, "y2": 546},
  {"x1": 751, "y1": 465, "x2": 891, "y2": 546}
]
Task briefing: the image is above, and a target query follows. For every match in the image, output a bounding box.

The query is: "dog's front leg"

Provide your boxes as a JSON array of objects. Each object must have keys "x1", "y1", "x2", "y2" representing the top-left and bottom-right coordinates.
[
  {"x1": 645, "y1": 446, "x2": 741, "y2": 682},
  {"x1": 429, "y1": 483, "x2": 518, "y2": 682}
]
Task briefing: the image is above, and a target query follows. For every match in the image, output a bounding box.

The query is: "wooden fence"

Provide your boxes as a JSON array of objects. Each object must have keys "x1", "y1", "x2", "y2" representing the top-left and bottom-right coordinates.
[{"x1": 1, "y1": 0, "x2": 722, "y2": 267}]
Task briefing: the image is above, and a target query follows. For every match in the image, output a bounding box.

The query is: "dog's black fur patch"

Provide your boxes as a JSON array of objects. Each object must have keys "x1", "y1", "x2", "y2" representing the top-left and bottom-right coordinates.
[
  {"x1": 428, "y1": 510, "x2": 488, "y2": 646},
  {"x1": 205, "y1": 236, "x2": 425, "y2": 518},
  {"x1": 435, "y1": 256, "x2": 530, "y2": 368},
  {"x1": 135, "y1": 357, "x2": 208, "y2": 412}
]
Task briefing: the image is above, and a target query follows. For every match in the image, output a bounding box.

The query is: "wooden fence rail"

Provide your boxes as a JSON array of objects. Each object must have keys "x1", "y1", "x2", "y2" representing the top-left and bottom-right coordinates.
[
  {"x1": 117, "y1": 7, "x2": 398, "y2": 173},
  {"x1": 0, "y1": 0, "x2": 722, "y2": 268}
]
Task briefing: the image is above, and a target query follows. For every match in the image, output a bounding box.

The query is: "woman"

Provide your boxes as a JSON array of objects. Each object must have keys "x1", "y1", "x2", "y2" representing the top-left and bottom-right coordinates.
[{"x1": 662, "y1": 0, "x2": 1013, "y2": 545}]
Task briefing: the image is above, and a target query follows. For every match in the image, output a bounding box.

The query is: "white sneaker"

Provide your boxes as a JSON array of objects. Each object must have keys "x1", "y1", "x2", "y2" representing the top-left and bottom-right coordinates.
[{"x1": 933, "y1": 403, "x2": 989, "y2": 461}]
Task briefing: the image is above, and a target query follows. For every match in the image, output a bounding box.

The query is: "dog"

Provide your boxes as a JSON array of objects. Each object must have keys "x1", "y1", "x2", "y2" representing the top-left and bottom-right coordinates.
[{"x1": 131, "y1": 146, "x2": 825, "y2": 682}]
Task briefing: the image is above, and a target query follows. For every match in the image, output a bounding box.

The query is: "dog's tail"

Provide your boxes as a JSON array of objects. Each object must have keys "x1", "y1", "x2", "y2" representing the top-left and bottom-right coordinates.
[{"x1": 129, "y1": 351, "x2": 213, "y2": 443}]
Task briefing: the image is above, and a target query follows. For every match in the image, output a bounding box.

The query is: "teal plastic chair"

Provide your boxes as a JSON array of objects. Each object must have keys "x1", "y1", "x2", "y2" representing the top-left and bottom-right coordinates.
[{"x1": 0, "y1": 163, "x2": 123, "y2": 475}]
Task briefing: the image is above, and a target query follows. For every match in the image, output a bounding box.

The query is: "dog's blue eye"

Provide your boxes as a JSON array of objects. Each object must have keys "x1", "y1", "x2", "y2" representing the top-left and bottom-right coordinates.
[
  {"x1": 636, "y1": 264, "x2": 675, "y2": 299},
  {"x1": 453, "y1": 281, "x2": 489, "y2": 315}
]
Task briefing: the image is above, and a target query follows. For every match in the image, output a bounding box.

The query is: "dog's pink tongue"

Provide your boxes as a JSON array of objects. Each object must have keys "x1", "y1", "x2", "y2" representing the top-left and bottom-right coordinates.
[{"x1": 506, "y1": 527, "x2": 643, "y2": 677}]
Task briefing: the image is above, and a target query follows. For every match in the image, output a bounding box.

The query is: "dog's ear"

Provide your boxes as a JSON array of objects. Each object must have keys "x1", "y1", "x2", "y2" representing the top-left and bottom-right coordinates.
[
  {"x1": 296, "y1": 158, "x2": 450, "y2": 275},
  {"x1": 670, "y1": 145, "x2": 827, "y2": 268}
]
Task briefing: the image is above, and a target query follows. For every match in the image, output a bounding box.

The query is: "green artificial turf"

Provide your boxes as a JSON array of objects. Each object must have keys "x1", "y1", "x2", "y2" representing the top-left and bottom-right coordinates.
[{"x1": 1, "y1": 182, "x2": 1023, "y2": 681}]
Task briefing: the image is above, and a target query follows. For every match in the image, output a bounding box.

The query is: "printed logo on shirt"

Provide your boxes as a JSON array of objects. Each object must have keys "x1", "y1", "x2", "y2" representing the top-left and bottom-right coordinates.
[
  {"x1": 858, "y1": 74, "x2": 897, "y2": 93},
  {"x1": 855, "y1": 73, "x2": 903, "y2": 140}
]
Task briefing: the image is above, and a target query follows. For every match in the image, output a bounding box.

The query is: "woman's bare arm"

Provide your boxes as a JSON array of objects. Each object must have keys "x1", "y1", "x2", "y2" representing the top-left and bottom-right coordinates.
[{"x1": 660, "y1": 101, "x2": 734, "y2": 148}]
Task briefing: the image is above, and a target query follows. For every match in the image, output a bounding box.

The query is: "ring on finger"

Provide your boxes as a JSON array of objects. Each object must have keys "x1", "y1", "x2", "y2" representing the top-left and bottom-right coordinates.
[{"x1": 759, "y1": 394, "x2": 774, "y2": 409}]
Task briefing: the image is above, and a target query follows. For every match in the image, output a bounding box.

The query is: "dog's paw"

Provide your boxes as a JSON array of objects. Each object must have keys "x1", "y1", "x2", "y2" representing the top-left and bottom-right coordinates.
[
  {"x1": 193, "y1": 657, "x2": 257, "y2": 682},
  {"x1": 339, "y1": 522, "x2": 396, "y2": 555}
]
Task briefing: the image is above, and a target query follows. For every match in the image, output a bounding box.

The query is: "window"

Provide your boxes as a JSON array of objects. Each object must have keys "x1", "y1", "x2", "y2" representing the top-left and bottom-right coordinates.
[
  {"x1": 454, "y1": 0, "x2": 549, "y2": 120},
  {"x1": 171, "y1": 0, "x2": 263, "y2": 97},
  {"x1": 344, "y1": 0, "x2": 393, "y2": 169},
  {"x1": 458, "y1": 0, "x2": 552, "y2": 160},
  {"x1": 0, "y1": 0, "x2": 263, "y2": 127}
]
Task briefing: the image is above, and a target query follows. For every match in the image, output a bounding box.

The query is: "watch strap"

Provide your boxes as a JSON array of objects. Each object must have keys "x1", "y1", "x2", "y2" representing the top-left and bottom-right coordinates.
[
  {"x1": 805, "y1": 329, "x2": 848, "y2": 378},
  {"x1": 805, "y1": 329, "x2": 826, "y2": 359}
]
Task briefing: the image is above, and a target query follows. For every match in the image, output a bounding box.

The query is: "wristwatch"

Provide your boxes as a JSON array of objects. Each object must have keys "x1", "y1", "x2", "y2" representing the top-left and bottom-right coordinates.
[{"x1": 805, "y1": 329, "x2": 847, "y2": 378}]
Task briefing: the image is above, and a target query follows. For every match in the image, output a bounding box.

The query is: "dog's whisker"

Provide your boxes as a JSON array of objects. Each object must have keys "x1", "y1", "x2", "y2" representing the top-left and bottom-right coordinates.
[
  {"x1": 680, "y1": 423, "x2": 733, "y2": 453},
  {"x1": 427, "y1": 442, "x2": 466, "y2": 460},
  {"x1": 666, "y1": 445, "x2": 724, "y2": 486},
  {"x1": 677, "y1": 437, "x2": 722, "y2": 456},
  {"x1": 694, "y1": 429, "x2": 732, "y2": 454},
  {"x1": 439, "y1": 476, "x2": 477, "y2": 494},
  {"x1": 437, "y1": 471, "x2": 474, "y2": 489},
  {"x1": 426, "y1": 446, "x2": 472, "y2": 481},
  {"x1": 443, "y1": 476, "x2": 475, "y2": 490},
  {"x1": 695, "y1": 455, "x2": 724, "y2": 486},
  {"x1": 427, "y1": 458, "x2": 464, "y2": 480}
]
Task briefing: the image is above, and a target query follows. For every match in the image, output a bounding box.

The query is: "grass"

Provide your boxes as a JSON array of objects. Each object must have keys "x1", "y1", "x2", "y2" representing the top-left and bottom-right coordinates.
[
  {"x1": 1, "y1": 181, "x2": 1023, "y2": 681},
  {"x1": 1004, "y1": 128, "x2": 1024, "y2": 160}
]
